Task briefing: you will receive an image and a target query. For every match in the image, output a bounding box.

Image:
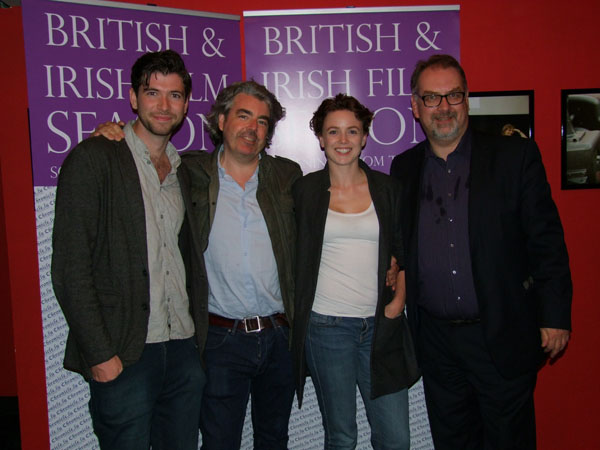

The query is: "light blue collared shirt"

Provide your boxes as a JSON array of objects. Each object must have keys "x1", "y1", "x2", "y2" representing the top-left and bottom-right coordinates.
[{"x1": 204, "y1": 149, "x2": 283, "y2": 319}]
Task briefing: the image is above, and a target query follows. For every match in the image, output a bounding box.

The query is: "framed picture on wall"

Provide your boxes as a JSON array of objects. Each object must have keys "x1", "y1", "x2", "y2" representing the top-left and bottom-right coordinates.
[
  {"x1": 561, "y1": 88, "x2": 600, "y2": 189},
  {"x1": 468, "y1": 90, "x2": 534, "y2": 139}
]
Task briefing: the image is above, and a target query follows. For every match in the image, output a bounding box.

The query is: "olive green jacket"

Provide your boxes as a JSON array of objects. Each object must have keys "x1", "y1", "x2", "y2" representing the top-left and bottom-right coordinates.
[{"x1": 181, "y1": 149, "x2": 302, "y2": 321}]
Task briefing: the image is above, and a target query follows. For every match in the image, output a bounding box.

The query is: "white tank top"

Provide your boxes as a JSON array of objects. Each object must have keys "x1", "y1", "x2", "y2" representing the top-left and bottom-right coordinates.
[{"x1": 312, "y1": 202, "x2": 379, "y2": 317}]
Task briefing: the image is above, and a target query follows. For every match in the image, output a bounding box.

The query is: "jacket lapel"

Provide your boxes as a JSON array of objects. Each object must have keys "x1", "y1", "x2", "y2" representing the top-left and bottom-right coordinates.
[{"x1": 116, "y1": 141, "x2": 149, "y2": 271}]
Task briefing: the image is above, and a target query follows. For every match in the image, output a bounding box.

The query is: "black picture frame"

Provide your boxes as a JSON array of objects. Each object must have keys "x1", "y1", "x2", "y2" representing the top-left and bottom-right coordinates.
[
  {"x1": 468, "y1": 90, "x2": 534, "y2": 139},
  {"x1": 561, "y1": 88, "x2": 600, "y2": 189}
]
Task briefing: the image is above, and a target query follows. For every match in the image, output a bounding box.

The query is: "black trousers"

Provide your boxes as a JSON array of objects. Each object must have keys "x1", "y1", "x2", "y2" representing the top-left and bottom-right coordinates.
[{"x1": 418, "y1": 310, "x2": 537, "y2": 450}]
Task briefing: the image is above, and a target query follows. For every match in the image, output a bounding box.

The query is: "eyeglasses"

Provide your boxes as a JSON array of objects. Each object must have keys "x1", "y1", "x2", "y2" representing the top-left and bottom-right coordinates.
[{"x1": 418, "y1": 92, "x2": 466, "y2": 108}]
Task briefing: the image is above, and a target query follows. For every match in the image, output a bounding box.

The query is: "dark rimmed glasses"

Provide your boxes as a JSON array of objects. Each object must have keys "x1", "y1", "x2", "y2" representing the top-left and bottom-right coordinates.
[{"x1": 418, "y1": 92, "x2": 466, "y2": 108}]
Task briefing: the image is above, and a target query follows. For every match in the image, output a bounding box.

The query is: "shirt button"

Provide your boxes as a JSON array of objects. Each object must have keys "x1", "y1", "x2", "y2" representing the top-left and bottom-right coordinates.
[
  {"x1": 447, "y1": 192, "x2": 452, "y2": 197},
  {"x1": 447, "y1": 169, "x2": 452, "y2": 174},
  {"x1": 457, "y1": 296, "x2": 461, "y2": 300},
  {"x1": 166, "y1": 270, "x2": 170, "y2": 275},
  {"x1": 452, "y1": 270, "x2": 457, "y2": 275},
  {"x1": 450, "y1": 243, "x2": 455, "y2": 248},
  {"x1": 449, "y1": 218, "x2": 454, "y2": 222}
]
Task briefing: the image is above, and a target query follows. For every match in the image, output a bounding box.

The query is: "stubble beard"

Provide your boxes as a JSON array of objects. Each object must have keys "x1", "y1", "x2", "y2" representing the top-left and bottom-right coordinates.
[
  {"x1": 138, "y1": 113, "x2": 180, "y2": 137},
  {"x1": 429, "y1": 112, "x2": 461, "y2": 142}
]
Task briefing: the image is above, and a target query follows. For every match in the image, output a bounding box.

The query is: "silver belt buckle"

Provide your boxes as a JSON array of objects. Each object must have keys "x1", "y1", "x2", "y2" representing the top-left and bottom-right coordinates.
[{"x1": 243, "y1": 315, "x2": 264, "y2": 333}]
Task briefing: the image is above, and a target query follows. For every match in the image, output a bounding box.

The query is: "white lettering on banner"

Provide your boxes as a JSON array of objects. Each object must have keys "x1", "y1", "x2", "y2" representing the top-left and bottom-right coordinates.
[
  {"x1": 46, "y1": 111, "x2": 208, "y2": 155},
  {"x1": 261, "y1": 69, "x2": 351, "y2": 99},
  {"x1": 176, "y1": 113, "x2": 210, "y2": 151},
  {"x1": 370, "y1": 106, "x2": 408, "y2": 145},
  {"x1": 45, "y1": 65, "x2": 130, "y2": 100},
  {"x1": 47, "y1": 111, "x2": 71, "y2": 154},
  {"x1": 188, "y1": 73, "x2": 228, "y2": 102},
  {"x1": 45, "y1": 12, "x2": 190, "y2": 54},
  {"x1": 367, "y1": 67, "x2": 410, "y2": 97},
  {"x1": 368, "y1": 106, "x2": 421, "y2": 147},
  {"x1": 263, "y1": 23, "x2": 402, "y2": 55},
  {"x1": 415, "y1": 21, "x2": 441, "y2": 51},
  {"x1": 45, "y1": 65, "x2": 225, "y2": 102},
  {"x1": 361, "y1": 155, "x2": 385, "y2": 167}
]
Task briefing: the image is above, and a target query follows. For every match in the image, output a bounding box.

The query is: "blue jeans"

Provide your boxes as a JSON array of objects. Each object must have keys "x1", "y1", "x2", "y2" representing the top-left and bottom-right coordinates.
[
  {"x1": 88, "y1": 338, "x2": 205, "y2": 450},
  {"x1": 199, "y1": 323, "x2": 295, "y2": 450},
  {"x1": 306, "y1": 312, "x2": 410, "y2": 450}
]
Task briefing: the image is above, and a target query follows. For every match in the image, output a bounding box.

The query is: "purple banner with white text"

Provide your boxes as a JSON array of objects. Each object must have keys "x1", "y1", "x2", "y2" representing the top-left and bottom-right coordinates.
[
  {"x1": 22, "y1": 1, "x2": 240, "y2": 447},
  {"x1": 244, "y1": 6, "x2": 459, "y2": 175},
  {"x1": 23, "y1": 0, "x2": 241, "y2": 186}
]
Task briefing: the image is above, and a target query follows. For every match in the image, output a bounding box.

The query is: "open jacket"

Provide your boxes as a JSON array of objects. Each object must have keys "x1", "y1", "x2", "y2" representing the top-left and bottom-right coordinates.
[
  {"x1": 292, "y1": 160, "x2": 420, "y2": 407},
  {"x1": 181, "y1": 149, "x2": 302, "y2": 321},
  {"x1": 390, "y1": 131, "x2": 572, "y2": 378},
  {"x1": 52, "y1": 137, "x2": 208, "y2": 380}
]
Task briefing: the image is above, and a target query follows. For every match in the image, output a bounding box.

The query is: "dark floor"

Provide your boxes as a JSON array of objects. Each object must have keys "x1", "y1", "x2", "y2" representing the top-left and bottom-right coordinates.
[{"x1": 0, "y1": 397, "x2": 21, "y2": 450}]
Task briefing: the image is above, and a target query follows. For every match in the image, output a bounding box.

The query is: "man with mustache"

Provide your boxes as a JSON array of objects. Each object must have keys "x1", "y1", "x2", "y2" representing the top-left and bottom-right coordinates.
[
  {"x1": 182, "y1": 81, "x2": 302, "y2": 449},
  {"x1": 52, "y1": 50, "x2": 206, "y2": 450},
  {"x1": 390, "y1": 54, "x2": 572, "y2": 449}
]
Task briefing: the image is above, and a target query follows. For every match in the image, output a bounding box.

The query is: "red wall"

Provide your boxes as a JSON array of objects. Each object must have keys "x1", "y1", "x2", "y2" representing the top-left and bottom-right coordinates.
[{"x1": 2, "y1": 0, "x2": 599, "y2": 448}]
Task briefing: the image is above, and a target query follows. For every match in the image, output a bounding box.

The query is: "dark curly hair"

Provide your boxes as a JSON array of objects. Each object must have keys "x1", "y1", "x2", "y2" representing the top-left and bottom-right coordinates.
[
  {"x1": 131, "y1": 50, "x2": 191, "y2": 99},
  {"x1": 206, "y1": 80, "x2": 285, "y2": 149},
  {"x1": 310, "y1": 94, "x2": 373, "y2": 139}
]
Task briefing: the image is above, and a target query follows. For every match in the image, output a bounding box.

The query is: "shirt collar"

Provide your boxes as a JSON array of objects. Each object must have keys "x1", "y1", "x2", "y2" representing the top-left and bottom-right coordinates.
[
  {"x1": 424, "y1": 126, "x2": 472, "y2": 161},
  {"x1": 124, "y1": 119, "x2": 181, "y2": 171},
  {"x1": 216, "y1": 145, "x2": 260, "y2": 182}
]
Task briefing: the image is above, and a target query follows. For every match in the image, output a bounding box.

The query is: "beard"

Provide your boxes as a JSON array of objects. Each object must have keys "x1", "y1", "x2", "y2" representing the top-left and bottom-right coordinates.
[
  {"x1": 429, "y1": 111, "x2": 461, "y2": 141},
  {"x1": 137, "y1": 112, "x2": 181, "y2": 137}
]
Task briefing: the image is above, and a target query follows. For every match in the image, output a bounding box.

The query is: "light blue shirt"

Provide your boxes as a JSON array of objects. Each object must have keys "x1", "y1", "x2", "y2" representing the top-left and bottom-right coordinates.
[{"x1": 204, "y1": 149, "x2": 283, "y2": 319}]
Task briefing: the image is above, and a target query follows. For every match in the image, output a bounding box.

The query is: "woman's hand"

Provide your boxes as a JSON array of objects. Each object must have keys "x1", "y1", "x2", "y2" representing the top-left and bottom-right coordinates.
[
  {"x1": 386, "y1": 255, "x2": 399, "y2": 289},
  {"x1": 385, "y1": 270, "x2": 406, "y2": 319}
]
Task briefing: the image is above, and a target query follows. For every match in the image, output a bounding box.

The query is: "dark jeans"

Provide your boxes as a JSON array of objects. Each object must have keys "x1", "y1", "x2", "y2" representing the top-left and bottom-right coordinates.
[
  {"x1": 200, "y1": 323, "x2": 295, "y2": 450},
  {"x1": 88, "y1": 338, "x2": 205, "y2": 450},
  {"x1": 419, "y1": 310, "x2": 537, "y2": 450}
]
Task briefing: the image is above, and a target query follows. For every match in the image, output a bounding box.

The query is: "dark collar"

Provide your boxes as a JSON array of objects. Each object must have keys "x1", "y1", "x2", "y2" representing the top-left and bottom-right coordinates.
[{"x1": 424, "y1": 126, "x2": 473, "y2": 161}]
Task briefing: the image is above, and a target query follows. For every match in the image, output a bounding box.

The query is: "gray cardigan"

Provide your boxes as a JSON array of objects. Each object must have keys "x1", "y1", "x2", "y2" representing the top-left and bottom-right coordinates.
[{"x1": 52, "y1": 137, "x2": 208, "y2": 379}]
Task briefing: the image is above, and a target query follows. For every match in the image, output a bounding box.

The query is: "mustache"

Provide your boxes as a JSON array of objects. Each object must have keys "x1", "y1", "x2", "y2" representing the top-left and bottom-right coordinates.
[
  {"x1": 239, "y1": 130, "x2": 258, "y2": 140},
  {"x1": 432, "y1": 111, "x2": 457, "y2": 120}
]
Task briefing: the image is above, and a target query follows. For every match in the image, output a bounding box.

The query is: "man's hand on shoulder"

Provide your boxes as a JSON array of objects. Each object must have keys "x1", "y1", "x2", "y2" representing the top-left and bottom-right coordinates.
[
  {"x1": 540, "y1": 328, "x2": 570, "y2": 359},
  {"x1": 92, "y1": 121, "x2": 126, "y2": 141},
  {"x1": 91, "y1": 355, "x2": 123, "y2": 382}
]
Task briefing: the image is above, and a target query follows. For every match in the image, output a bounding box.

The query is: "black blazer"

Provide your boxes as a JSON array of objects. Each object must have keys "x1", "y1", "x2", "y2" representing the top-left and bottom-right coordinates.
[
  {"x1": 390, "y1": 131, "x2": 572, "y2": 378},
  {"x1": 292, "y1": 160, "x2": 420, "y2": 407}
]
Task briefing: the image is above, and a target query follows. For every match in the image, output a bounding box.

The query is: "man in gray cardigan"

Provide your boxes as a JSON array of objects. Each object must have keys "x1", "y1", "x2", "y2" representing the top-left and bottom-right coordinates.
[{"x1": 51, "y1": 50, "x2": 207, "y2": 450}]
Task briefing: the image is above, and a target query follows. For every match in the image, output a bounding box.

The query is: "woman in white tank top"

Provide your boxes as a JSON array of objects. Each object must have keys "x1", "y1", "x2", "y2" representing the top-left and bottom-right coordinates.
[{"x1": 292, "y1": 94, "x2": 419, "y2": 450}]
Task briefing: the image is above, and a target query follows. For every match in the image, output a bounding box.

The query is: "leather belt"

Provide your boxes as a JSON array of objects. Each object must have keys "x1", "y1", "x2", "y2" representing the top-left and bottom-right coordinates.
[{"x1": 209, "y1": 313, "x2": 288, "y2": 333}]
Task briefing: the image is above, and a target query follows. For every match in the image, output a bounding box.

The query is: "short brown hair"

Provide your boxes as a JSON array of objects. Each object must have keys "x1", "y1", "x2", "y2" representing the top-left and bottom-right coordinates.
[
  {"x1": 310, "y1": 93, "x2": 373, "y2": 137},
  {"x1": 410, "y1": 54, "x2": 468, "y2": 94}
]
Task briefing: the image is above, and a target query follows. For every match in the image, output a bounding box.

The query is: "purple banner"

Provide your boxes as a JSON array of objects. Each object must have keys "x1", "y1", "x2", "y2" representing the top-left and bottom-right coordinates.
[
  {"x1": 244, "y1": 6, "x2": 459, "y2": 174},
  {"x1": 23, "y1": 0, "x2": 241, "y2": 186}
]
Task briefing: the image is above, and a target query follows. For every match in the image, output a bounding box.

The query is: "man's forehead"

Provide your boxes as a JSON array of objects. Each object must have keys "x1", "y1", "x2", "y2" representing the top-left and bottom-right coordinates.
[
  {"x1": 418, "y1": 67, "x2": 463, "y2": 90},
  {"x1": 142, "y1": 72, "x2": 184, "y2": 89},
  {"x1": 230, "y1": 93, "x2": 270, "y2": 116}
]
